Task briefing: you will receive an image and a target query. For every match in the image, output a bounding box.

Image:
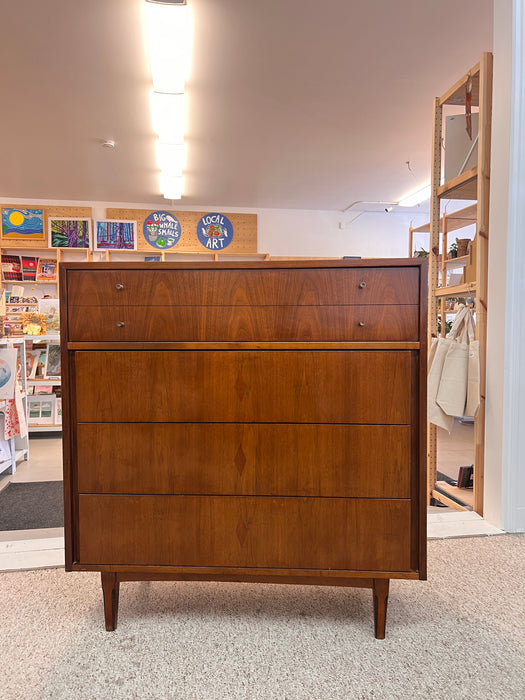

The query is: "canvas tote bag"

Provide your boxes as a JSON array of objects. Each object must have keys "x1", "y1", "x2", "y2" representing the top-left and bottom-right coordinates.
[
  {"x1": 427, "y1": 304, "x2": 469, "y2": 431},
  {"x1": 436, "y1": 308, "x2": 471, "y2": 418},
  {"x1": 464, "y1": 312, "x2": 480, "y2": 417}
]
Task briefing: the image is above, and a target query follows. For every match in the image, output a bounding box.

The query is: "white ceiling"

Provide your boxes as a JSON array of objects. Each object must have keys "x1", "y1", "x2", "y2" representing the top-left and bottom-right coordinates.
[{"x1": 0, "y1": 0, "x2": 493, "y2": 211}]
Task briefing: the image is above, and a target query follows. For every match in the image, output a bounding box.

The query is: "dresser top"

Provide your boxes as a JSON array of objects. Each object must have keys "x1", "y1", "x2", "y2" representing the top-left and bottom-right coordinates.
[{"x1": 60, "y1": 258, "x2": 427, "y2": 272}]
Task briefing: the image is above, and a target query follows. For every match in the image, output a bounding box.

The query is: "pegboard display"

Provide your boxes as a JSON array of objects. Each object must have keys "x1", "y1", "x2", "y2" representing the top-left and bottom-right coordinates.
[
  {"x1": 106, "y1": 208, "x2": 258, "y2": 254},
  {"x1": 0, "y1": 205, "x2": 92, "y2": 250}
]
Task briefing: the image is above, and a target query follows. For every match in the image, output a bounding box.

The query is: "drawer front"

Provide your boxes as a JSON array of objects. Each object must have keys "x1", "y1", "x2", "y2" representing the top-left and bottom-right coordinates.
[
  {"x1": 78, "y1": 495, "x2": 412, "y2": 572},
  {"x1": 77, "y1": 423, "x2": 412, "y2": 498},
  {"x1": 67, "y1": 304, "x2": 419, "y2": 342},
  {"x1": 74, "y1": 350, "x2": 412, "y2": 424},
  {"x1": 66, "y1": 267, "x2": 420, "y2": 307}
]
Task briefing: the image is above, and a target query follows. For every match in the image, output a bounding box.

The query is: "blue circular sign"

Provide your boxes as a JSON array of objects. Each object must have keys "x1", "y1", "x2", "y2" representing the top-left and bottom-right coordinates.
[
  {"x1": 143, "y1": 211, "x2": 181, "y2": 249},
  {"x1": 196, "y1": 213, "x2": 234, "y2": 250}
]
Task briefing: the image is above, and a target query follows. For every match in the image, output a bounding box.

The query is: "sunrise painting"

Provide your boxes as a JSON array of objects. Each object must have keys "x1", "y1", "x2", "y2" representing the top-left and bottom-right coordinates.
[{"x1": 1, "y1": 208, "x2": 45, "y2": 240}]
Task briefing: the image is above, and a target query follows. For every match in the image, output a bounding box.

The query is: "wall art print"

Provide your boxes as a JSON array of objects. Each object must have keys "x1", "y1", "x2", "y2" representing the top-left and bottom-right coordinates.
[
  {"x1": 143, "y1": 211, "x2": 181, "y2": 249},
  {"x1": 196, "y1": 213, "x2": 234, "y2": 250},
  {"x1": 49, "y1": 218, "x2": 91, "y2": 248},
  {"x1": 94, "y1": 219, "x2": 137, "y2": 251},
  {"x1": 1, "y1": 208, "x2": 45, "y2": 240}
]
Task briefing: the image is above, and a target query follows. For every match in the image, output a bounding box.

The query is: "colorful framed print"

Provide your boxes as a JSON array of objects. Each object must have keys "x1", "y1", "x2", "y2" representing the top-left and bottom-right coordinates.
[
  {"x1": 49, "y1": 218, "x2": 91, "y2": 248},
  {"x1": 1, "y1": 208, "x2": 45, "y2": 240},
  {"x1": 94, "y1": 219, "x2": 137, "y2": 251}
]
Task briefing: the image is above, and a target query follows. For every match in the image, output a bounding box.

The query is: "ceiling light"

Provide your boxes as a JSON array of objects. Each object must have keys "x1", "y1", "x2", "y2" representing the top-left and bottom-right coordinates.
[
  {"x1": 144, "y1": 1, "x2": 192, "y2": 93},
  {"x1": 159, "y1": 174, "x2": 184, "y2": 200},
  {"x1": 156, "y1": 142, "x2": 187, "y2": 176},
  {"x1": 398, "y1": 184, "x2": 431, "y2": 207},
  {"x1": 150, "y1": 92, "x2": 185, "y2": 143},
  {"x1": 144, "y1": 0, "x2": 192, "y2": 200}
]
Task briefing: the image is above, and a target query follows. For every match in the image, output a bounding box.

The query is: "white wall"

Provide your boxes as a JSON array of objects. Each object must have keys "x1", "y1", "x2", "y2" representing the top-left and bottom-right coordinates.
[
  {"x1": 0, "y1": 195, "x2": 422, "y2": 259},
  {"x1": 485, "y1": 0, "x2": 512, "y2": 528}
]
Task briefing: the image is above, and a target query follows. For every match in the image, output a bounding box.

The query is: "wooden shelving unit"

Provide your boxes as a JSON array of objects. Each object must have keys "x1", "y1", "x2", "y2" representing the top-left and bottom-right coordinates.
[{"x1": 413, "y1": 53, "x2": 492, "y2": 514}]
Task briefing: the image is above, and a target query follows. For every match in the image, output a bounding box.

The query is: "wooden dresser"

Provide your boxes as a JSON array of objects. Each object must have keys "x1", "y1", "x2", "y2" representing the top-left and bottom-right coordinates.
[{"x1": 60, "y1": 259, "x2": 427, "y2": 637}]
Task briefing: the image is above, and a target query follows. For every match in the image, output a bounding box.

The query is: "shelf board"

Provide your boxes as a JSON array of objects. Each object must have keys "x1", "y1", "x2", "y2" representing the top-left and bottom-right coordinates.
[
  {"x1": 439, "y1": 61, "x2": 481, "y2": 106},
  {"x1": 28, "y1": 424, "x2": 62, "y2": 432},
  {"x1": 411, "y1": 203, "x2": 477, "y2": 234},
  {"x1": 435, "y1": 482, "x2": 474, "y2": 510},
  {"x1": 445, "y1": 254, "x2": 469, "y2": 268},
  {"x1": 437, "y1": 168, "x2": 478, "y2": 200},
  {"x1": 27, "y1": 379, "x2": 61, "y2": 385},
  {"x1": 24, "y1": 334, "x2": 60, "y2": 341},
  {"x1": 435, "y1": 282, "x2": 476, "y2": 298}
]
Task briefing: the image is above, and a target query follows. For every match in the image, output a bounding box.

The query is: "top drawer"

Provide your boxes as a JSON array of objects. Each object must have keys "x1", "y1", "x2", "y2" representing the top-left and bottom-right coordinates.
[{"x1": 65, "y1": 267, "x2": 420, "y2": 307}]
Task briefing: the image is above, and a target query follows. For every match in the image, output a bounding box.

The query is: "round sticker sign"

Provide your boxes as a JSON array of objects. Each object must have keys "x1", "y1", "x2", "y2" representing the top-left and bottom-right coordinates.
[
  {"x1": 196, "y1": 213, "x2": 234, "y2": 250},
  {"x1": 143, "y1": 211, "x2": 181, "y2": 249}
]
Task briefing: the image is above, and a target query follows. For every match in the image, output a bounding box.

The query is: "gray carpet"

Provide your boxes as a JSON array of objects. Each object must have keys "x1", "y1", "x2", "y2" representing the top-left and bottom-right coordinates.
[
  {"x1": 0, "y1": 481, "x2": 63, "y2": 530},
  {"x1": 0, "y1": 534, "x2": 523, "y2": 699}
]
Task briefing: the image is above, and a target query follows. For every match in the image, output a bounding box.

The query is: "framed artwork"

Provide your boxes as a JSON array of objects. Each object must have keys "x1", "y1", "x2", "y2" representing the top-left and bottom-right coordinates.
[
  {"x1": 36, "y1": 258, "x2": 58, "y2": 282},
  {"x1": 28, "y1": 395, "x2": 55, "y2": 425},
  {"x1": 44, "y1": 343, "x2": 61, "y2": 380},
  {"x1": 49, "y1": 218, "x2": 91, "y2": 248},
  {"x1": 94, "y1": 219, "x2": 137, "y2": 251},
  {"x1": 0, "y1": 348, "x2": 17, "y2": 399},
  {"x1": 1, "y1": 207, "x2": 45, "y2": 240}
]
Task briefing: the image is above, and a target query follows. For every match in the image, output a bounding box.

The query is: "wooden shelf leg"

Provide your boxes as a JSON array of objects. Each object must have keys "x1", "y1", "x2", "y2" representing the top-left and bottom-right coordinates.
[
  {"x1": 372, "y1": 578, "x2": 390, "y2": 639},
  {"x1": 101, "y1": 572, "x2": 120, "y2": 631}
]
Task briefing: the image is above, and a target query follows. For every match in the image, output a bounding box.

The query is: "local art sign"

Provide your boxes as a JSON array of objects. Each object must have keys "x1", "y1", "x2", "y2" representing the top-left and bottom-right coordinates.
[
  {"x1": 143, "y1": 211, "x2": 181, "y2": 249},
  {"x1": 196, "y1": 213, "x2": 234, "y2": 250}
]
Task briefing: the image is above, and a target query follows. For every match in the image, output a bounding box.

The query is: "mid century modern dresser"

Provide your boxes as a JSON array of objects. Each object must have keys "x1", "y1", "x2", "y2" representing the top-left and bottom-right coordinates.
[{"x1": 60, "y1": 259, "x2": 427, "y2": 637}]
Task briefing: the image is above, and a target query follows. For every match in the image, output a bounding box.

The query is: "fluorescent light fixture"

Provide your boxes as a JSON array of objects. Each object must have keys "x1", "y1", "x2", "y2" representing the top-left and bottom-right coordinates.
[
  {"x1": 159, "y1": 173, "x2": 184, "y2": 200},
  {"x1": 156, "y1": 142, "x2": 187, "y2": 176},
  {"x1": 144, "y1": 0, "x2": 192, "y2": 199},
  {"x1": 150, "y1": 92, "x2": 185, "y2": 143},
  {"x1": 398, "y1": 184, "x2": 432, "y2": 207},
  {"x1": 144, "y1": 1, "x2": 192, "y2": 93}
]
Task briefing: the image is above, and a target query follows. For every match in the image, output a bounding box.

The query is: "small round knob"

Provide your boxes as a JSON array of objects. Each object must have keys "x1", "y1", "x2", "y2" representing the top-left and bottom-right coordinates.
[
  {"x1": 115, "y1": 283, "x2": 124, "y2": 290},
  {"x1": 117, "y1": 321, "x2": 125, "y2": 328},
  {"x1": 359, "y1": 282, "x2": 366, "y2": 288},
  {"x1": 358, "y1": 321, "x2": 365, "y2": 327}
]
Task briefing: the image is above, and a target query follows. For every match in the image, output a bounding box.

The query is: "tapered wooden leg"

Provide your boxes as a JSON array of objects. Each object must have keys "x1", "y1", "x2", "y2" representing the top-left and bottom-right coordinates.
[
  {"x1": 372, "y1": 578, "x2": 389, "y2": 639},
  {"x1": 101, "y1": 572, "x2": 120, "y2": 631}
]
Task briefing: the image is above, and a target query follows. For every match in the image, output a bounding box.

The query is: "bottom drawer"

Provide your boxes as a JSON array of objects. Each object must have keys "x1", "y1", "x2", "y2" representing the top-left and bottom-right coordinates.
[{"x1": 78, "y1": 495, "x2": 412, "y2": 572}]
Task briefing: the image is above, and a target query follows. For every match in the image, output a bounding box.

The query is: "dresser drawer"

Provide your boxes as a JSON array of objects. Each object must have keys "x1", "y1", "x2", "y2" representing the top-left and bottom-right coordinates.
[
  {"x1": 74, "y1": 350, "x2": 412, "y2": 424},
  {"x1": 67, "y1": 304, "x2": 419, "y2": 342},
  {"x1": 65, "y1": 267, "x2": 420, "y2": 307},
  {"x1": 77, "y1": 423, "x2": 412, "y2": 497},
  {"x1": 78, "y1": 495, "x2": 412, "y2": 572}
]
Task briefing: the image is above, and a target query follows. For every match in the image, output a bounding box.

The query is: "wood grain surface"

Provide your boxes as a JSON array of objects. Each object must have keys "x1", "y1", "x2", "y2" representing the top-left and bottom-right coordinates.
[
  {"x1": 68, "y1": 304, "x2": 419, "y2": 342},
  {"x1": 65, "y1": 267, "x2": 420, "y2": 307},
  {"x1": 74, "y1": 350, "x2": 412, "y2": 424},
  {"x1": 78, "y1": 495, "x2": 412, "y2": 572},
  {"x1": 76, "y1": 423, "x2": 412, "y2": 498}
]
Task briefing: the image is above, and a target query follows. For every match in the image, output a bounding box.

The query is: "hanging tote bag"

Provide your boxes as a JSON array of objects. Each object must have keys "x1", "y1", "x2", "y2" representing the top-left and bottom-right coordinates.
[
  {"x1": 465, "y1": 312, "x2": 480, "y2": 417},
  {"x1": 427, "y1": 304, "x2": 469, "y2": 431},
  {"x1": 436, "y1": 307, "x2": 471, "y2": 418}
]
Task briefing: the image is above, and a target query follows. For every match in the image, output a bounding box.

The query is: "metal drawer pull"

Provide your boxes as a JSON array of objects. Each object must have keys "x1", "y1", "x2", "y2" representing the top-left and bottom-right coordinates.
[
  {"x1": 358, "y1": 321, "x2": 365, "y2": 327},
  {"x1": 117, "y1": 321, "x2": 125, "y2": 327},
  {"x1": 115, "y1": 283, "x2": 124, "y2": 290},
  {"x1": 359, "y1": 282, "x2": 366, "y2": 288}
]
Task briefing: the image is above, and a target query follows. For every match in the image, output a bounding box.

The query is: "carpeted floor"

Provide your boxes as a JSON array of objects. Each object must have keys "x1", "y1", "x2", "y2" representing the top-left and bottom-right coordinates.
[
  {"x1": 0, "y1": 481, "x2": 63, "y2": 530},
  {"x1": 0, "y1": 534, "x2": 523, "y2": 699}
]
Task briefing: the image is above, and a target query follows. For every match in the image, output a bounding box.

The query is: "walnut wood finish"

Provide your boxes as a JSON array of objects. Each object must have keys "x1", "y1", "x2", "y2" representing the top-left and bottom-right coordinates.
[
  {"x1": 66, "y1": 266, "x2": 420, "y2": 307},
  {"x1": 60, "y1": 259, "x2": 427, "y2": 638},
  {"x1": 74, "y1": 350, "x2": 412, "y2": 424},
  {"x1": 67, "y1": 303, "x2": 419, "y2": 342},
  {"x1": 77, "y1": 423, "x2": 411, "y2": 497},
  {"x1": 78, "y1": 495, "x2": 412, "y2": 571}
]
